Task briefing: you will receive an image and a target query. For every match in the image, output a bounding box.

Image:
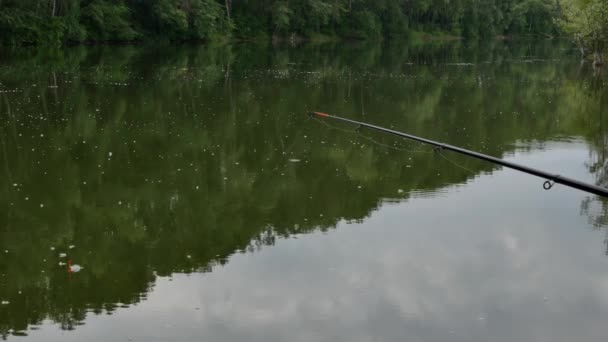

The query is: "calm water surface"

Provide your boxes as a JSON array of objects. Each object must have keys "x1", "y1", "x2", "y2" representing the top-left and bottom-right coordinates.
[{"x1": 1, "y1": 41, "x2": 608, "y2": 341}]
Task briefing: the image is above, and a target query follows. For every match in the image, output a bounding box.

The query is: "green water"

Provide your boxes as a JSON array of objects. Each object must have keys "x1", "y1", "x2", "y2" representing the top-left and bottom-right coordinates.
[{"x1": 1, "y1": 41, "x2": 607, "y2": 341}]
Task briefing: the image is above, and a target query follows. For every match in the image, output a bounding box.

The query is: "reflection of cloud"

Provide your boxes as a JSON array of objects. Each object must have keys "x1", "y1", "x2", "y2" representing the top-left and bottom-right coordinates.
[{"x1": 23, "y1": 143, "x2": 608, "y2": 342}]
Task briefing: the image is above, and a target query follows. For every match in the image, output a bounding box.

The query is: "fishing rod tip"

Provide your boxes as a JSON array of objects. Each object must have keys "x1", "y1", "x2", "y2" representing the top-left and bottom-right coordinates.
[{"x1": 309, "y1": 111, "x2": 330, "y2": 118}]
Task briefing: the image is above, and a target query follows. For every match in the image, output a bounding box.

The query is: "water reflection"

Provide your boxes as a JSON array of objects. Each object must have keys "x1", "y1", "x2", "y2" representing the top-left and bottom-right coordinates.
[
  {"x1": 579, "y1": 80, "x2": 608, "y2": 254},
  {"x1": 0, "y1": 41, "x2": 607, "y2": 340}
]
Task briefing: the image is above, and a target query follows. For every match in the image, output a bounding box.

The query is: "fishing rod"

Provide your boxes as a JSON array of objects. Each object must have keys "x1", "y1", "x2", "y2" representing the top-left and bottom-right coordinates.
[{"x1": 309, "y1": 111, "x2": 608, "y2": 198}]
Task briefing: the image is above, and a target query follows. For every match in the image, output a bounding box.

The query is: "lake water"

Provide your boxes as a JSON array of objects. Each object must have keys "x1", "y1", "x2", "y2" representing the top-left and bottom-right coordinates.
[{"x1": 1, "y1": 40, "x2": 607, "y2": 341}]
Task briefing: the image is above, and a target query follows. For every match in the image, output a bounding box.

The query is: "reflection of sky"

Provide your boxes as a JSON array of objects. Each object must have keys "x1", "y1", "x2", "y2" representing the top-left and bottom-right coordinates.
[{"x1": 24, "y1": 142, "x2": 608, "y2": 342}]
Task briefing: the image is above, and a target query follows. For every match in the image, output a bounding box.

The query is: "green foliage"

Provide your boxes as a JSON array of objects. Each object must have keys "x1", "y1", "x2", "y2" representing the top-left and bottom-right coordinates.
[
  {"x1": 64, "y1": 6, "x2": 87, "y2": 42},
  {"x1": 510, "y1": 0, "x2": 558, "y2": 34},
  {"x1": 0, "y1": 8, "x2": 42, "y2": 45},
  {"x1": 560, "y1": 0, "x2": 608, "y2": 63},
  {"x1": 352, "y1": 10, "x2": 382, "y2": 38},
  {"x1": 188, "y1": 0, "x2": 225, "y2": 39},
  {"x1": 41, "y1": 17, "x2": 68, "y2": 46},
  {"x1": 0, "y1": 0, "x2": 569, "y2": 45},
  {"x1": 271, "y1": 1, "x2": 293, "y2": 33},
  {"x1": 154, "y1": 1, "x2": 187, "y2": 38},
  {"x1": 82, "y1": 0, "x2": 138, "y2": 41}
]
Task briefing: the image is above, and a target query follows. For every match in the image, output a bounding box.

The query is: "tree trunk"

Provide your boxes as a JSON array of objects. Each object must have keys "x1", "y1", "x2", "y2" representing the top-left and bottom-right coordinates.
[
  {"x1": 225, "y1": 0, "x2": 231, "y2": 20},
  {"x1": 577, "y1": 36, "x2": 586, "y2": 57},
  {"x1": 50, "y1": 0, "x2": 57, "y2": 17}
]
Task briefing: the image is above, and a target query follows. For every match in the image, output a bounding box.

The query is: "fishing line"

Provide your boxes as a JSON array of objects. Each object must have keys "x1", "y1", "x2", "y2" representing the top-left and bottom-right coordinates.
[
  {"x1": 312, "y1": 116, "x2": 431, "y2": 154},
  {"x1": 436, "y1": 149, "x2": 476, "y2": 174},
  {"x1": 314, "y1": 115, "x2": 473, "y2": 173}
]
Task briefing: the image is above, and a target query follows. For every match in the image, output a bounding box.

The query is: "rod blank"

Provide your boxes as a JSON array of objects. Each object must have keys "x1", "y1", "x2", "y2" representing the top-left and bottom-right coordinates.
[{"x1": 310, "y1": 111, "x2": 608, "y2": 198}]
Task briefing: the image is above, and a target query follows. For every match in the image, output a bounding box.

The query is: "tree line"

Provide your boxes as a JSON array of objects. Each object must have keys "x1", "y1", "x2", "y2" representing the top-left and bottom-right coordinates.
[
  {"x1": 0, "y1": 0, "x2": 563, "y2": 44},
  {"x1": 0, "y1": 1, "x2": 606, "y2": 62}
]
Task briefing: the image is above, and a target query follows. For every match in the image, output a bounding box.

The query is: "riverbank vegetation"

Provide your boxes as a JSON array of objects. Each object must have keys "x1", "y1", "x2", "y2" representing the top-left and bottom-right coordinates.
[
  {"x1": 0, "y1": 1, "x2": 606, "y2": 63},
  {"x1": 560, "y1": 0, "x2": 607, "y2": 65},
  {"x1": 0, "y1": 0, "x2": 562, "y2": 45}
]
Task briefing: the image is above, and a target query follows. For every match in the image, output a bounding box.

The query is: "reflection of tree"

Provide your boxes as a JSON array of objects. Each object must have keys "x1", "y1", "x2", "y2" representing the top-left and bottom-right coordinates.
[
  {"x1": 0, "y1": 40, "x2": 603, "y2": 337},
  {"x1": 579, "y1": 71, "x2": 608, "y2": 254}
]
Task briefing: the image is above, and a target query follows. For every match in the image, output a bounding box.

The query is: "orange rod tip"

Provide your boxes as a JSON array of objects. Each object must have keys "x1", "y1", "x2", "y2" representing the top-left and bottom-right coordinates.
[{"x1": 312, "y1": 112, "x2": 330, "y2": 117}]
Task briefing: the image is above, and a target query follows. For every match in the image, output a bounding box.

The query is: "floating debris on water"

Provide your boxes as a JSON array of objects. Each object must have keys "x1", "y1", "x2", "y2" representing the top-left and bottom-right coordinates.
[
  {"x1": 289, "y1": 159, "x2": 301, "y2": 163},
  {"x1": 69, "y1": 263, "x2": 83, "y2": 273},
  {"x1": 1, "y1": 301, "x2": 9, "y2": 305},
  {"x1": 59, "y1": 253, "x2": 67, "y2": 258},
  {"x1": 69, "y1": 245, "x2": 75, "y2": 249}
]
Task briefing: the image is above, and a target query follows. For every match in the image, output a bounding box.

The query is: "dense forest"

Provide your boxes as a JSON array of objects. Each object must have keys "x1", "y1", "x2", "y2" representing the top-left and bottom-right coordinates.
[
  {"x1": 1, "y1": 1, "x2": 606, "y2": 62},
  {"x1": 0, "y1": 0, "x2": 564, "y2": 45}
]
